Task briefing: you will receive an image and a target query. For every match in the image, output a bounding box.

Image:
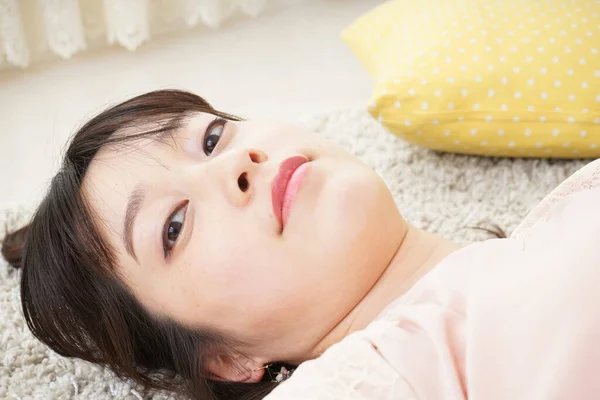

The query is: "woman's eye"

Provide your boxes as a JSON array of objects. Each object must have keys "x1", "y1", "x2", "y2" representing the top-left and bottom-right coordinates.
[
  {"x1": 203, "y1": 118, "x2": 227, "y2": 155},
  {"x1": 163, "y1": 202, "x2": 188, "y2": 258}
]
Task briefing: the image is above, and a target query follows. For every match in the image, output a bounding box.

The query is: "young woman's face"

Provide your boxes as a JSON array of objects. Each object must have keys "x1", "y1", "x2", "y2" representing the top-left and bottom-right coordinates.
[{"x1": 84, "y1": 112, "x2": 405, "y2": 367}]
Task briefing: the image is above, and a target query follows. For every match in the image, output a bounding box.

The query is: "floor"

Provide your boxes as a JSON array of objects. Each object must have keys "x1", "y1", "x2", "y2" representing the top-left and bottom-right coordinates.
[{"x1": 0, "y1": 0, "x2": 378, "y2": 211}]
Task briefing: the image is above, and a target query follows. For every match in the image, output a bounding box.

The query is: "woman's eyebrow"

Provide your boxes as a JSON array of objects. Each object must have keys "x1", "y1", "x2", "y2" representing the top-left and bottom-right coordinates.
[
  {"x1": 123, "y1": 184, "x2": 146, "y2": 263},
  {"x1": 120, "y1": 116, "x2": 200, "y2": 262}
]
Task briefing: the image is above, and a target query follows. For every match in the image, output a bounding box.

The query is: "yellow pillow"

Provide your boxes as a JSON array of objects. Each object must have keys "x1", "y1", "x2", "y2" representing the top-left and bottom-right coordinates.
[{"x1": 342, "y1": 0, "x2": 600, "y2": 158}]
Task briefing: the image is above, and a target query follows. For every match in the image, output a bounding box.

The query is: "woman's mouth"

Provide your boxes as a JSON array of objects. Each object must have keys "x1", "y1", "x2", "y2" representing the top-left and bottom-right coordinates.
[{"x1": 271, "y1": 155, "x2": 310, "y2": 231}]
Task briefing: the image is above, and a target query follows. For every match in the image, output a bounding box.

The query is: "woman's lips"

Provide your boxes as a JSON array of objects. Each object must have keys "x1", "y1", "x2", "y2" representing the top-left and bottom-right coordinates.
[{"x1": 271, "y1": 155, "x2": 310, "y2": 231}]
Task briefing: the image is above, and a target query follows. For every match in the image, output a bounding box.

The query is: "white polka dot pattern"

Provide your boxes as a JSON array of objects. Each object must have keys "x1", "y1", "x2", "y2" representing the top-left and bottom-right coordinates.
[{"x1": 342, "y1": 0, "x2": 600, "y2": 158}]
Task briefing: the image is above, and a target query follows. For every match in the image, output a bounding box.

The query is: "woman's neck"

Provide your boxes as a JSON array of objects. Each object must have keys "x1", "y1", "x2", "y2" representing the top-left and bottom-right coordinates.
[{"x1": 307, "y1": 225, "x2": 460, "y2": 359}]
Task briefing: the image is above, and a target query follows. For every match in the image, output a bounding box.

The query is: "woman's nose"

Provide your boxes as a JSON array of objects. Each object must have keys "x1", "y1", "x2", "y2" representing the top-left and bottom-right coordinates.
[{"x1": 224, "y1": 148, "x2": 268, "y2": 207}]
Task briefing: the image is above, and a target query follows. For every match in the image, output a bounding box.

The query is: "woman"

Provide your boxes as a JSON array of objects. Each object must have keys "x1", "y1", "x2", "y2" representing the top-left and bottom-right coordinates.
[{"x1": 3, "y1": 89, "x2": 600, "y2": 400}]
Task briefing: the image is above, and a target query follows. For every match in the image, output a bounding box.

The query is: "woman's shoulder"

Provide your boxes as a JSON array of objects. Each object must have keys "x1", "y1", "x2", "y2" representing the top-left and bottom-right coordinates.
[
  {"x1": 512, "y1": 158, "x2": 600, "y2": 239},
  {"x1": 264, "y1": 321, "x2": 419, "y2": 399}
]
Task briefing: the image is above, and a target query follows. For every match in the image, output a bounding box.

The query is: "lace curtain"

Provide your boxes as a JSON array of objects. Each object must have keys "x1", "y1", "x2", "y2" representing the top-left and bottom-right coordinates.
[{"x1": 0, "y1": 0, "x2": 268, "y2": 70}]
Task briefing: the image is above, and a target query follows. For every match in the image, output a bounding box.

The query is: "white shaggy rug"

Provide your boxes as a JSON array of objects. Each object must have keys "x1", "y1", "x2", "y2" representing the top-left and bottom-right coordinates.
[{"x1": 0, "y1": 108, "x2": 589, "y2": 399}]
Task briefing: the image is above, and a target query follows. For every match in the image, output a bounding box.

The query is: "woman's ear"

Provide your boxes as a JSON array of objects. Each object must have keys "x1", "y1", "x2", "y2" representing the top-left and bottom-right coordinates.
[{"x1": 205, "y1": 354, "x2": 265, "y2": 383}]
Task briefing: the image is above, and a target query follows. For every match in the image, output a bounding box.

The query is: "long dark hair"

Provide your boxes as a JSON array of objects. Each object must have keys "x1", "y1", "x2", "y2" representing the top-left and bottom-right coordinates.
[{"x1": 1, "y1": 90, "x2": 284, "y2": 400}]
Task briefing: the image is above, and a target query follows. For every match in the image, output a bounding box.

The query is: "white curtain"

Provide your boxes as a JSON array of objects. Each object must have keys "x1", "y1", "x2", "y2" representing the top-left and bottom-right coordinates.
[{"x1": 0, "y1": 0, "x2": 268, "y2": 70}]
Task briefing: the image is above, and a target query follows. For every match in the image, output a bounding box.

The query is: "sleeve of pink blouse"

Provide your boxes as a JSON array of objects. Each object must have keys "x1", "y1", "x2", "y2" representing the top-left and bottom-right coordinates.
[
  {"x1": 511, "y1": 158, "x2": 600, "y2": 239},
  {"x1": 465, "y1": 161, "x2": 600, "y2": 400}
]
